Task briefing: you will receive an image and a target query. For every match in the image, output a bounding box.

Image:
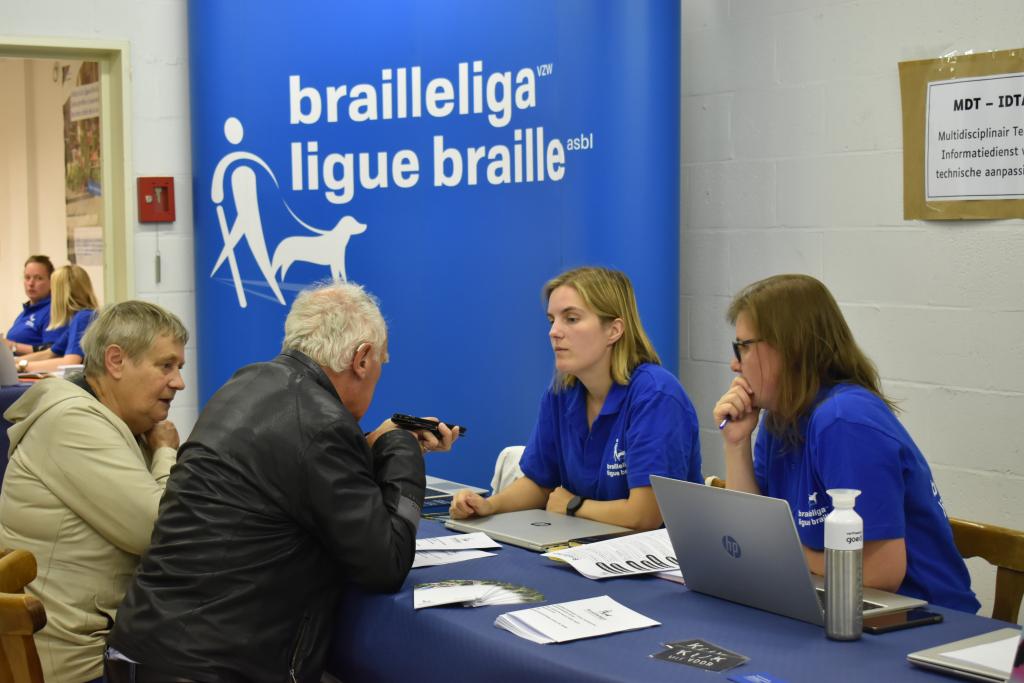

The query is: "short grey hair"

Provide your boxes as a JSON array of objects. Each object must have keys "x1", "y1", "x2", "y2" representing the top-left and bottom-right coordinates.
[
  {"x1": 82, "y1": 300, "x2": 189, "y2": 377},
  {"x1": 282, "y1": 281, "x2": 387, "y2": 372}
]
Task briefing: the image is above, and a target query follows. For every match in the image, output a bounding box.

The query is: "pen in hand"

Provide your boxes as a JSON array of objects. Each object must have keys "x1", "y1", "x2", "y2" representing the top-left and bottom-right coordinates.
[{"x1": 718, "y1": 416, "x2": 730, "y2": 430}]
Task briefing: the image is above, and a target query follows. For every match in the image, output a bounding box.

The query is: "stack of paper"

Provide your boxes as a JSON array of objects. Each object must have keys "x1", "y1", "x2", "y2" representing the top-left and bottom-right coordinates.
[
  {"x1": 414, "y1": 580, "x2": 544, "y2": 609},
  {"x1": 495, "y1": 595, "x2": 660, "y2": 644},
  {"x1": 412, "y1": 532, "x2": 501, "y2": 568},
  {"x1": 543, "y1": 529, "x2": 679, "y2": 579}
]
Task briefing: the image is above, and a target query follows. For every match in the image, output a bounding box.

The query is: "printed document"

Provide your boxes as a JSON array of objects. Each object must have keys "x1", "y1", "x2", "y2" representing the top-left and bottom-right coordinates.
[
  {"x1": 416, "y1": 532, "x2": 501, "y2": 551},
  {"x1": 543, "y1": 528, "x2": 678, "y2": 579},
  {"x1": 495, "y1": 595, "x2": 659, "y2": 643},
  {"x1": 412, "y1": 549, "x2": 496, "y2": 568},
  {"x1": 415, "y1": 580, "x2": 544, "y2": 609}
]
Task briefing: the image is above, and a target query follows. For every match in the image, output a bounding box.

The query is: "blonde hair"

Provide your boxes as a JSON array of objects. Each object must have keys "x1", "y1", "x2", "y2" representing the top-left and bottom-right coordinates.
[
  {"x1": 543, "y1": 266, "x2": 660, "y2": 390},
  {"x1": 82, "y1": 300, "x2": 189, "y2": 377},
  {"x1": 282, "y1": 281, "x2": 387, "y2": 372},
  {"x1": 727, "y1": 274, "x2": 896, "y2": 442},
  {"x1": 48, "y1": 265, "x2": 99, "y2": 329}
]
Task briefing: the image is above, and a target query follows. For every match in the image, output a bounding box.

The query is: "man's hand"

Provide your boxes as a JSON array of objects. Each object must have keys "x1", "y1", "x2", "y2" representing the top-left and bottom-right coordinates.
[
  {"x1": 145, "y1": 420, "x2": 180, "y2": 451},
  {"x1": 413, "y1": 418, "x2": 458, "y2": 454},
  {"x1": 449, "y1": 490, "x2": 495, "y2": 519},
  {"x1": 545, "y1": 486, "x2": 575, "y2": 515},
  {"x1": 368, "y1": 417, "x2": 459, "y2": 454}
]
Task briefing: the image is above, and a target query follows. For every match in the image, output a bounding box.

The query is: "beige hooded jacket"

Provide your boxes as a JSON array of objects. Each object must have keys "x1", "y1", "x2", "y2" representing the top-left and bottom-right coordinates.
[{"x1": 0, "y1": 377, "x2": 175, "y2": 683}]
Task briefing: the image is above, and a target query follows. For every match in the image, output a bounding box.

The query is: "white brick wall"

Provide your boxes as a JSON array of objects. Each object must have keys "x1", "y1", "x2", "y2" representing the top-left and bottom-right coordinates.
[{"x1": 682, "y1": 0, "x2": 1024, "y2": 622}]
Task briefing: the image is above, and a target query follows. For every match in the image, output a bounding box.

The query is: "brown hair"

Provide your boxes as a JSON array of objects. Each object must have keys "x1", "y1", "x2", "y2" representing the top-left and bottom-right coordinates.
[
  {"x1": 727, "y1": 274, "x2": 896, "y2": 441},
  {"x1": 24, "y1": 255, "x2": 54, "y2": 275},
  {"x1": 49, "y1": 265, "x2": 99, "y2": 329},
  {"x1": 543, "y1": 266, "x2": 660, "y2": 390}
]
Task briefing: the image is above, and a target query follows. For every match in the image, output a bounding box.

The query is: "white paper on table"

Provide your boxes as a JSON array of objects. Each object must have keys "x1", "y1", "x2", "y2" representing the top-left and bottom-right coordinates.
[
  {"x1": 942, "y1": 633, "x2": 1020, "y2": 671},
  {"x1": 416, "y1": 532, "x2": 501, "y2": 551},
  {"x1": 655, "y1": 569, "x2": 685, "y2": 585},
  {"x1": 412, "y1": 549, "x2": 496, "y2": 568},
  {"x1": 494, "y1": 595, "x2": 660, "y2": 644},
  {"x1": 414, "y1": 584, "x2": 491, "y2": 609},
  {"x1": 542, "y1": 529, "x2": 678, "y2": 579}
]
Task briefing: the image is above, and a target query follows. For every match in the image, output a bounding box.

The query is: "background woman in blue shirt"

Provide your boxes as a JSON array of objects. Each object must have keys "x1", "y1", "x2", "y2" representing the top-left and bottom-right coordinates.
[
  {"x1": 713, "y1": 274, "x2": 978, "y2": 612},
  {"x1": 16, "y1": 265, "x2": 99, "y2": 374},
  {"x1": 3, "y1": 254, "x2": 54, "y2": 355},
  {"x1": 451, "y1": 266, "x2": 701, "y2": 530}
]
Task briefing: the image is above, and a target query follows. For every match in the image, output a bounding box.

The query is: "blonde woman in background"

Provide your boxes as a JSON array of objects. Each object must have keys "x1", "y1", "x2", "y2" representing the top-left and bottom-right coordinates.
[{"x1": 15, "y1": 265, "x2": 99, "y2": 373}]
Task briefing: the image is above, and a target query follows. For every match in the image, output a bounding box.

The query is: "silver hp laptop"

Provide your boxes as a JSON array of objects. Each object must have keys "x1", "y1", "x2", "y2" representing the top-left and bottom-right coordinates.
[
  {"x1": 651, "y1": 476, "x2": 926, "y2": 625},
  {"x1": 908, "y1": 627, "x2": 1022, "y2": 682},
  {"x1": 0, "y1": 346, "x2": 19, "y2": 387},
  {"x1": 445, "y1": 509, "x2": 633, "y2": 552}
]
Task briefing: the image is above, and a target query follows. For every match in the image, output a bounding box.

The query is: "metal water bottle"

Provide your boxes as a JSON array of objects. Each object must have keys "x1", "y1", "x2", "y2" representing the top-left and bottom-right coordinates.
[{"x1": 824, "y1": 488, "x2": 863, "y2": 640}]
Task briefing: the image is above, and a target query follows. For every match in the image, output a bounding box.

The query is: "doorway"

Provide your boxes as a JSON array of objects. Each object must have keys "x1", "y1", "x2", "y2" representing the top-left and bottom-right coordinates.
[{"x1": 0, "y1": 37, "x2": 133, "y2": 319}]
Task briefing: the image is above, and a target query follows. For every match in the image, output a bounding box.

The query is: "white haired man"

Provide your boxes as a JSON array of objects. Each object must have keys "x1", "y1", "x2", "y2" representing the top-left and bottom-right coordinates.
[
  {"x1": 107, "y1": 281, "x2": 457, "y2": 683},
  {"x1": 0, "y1": 300, "x2": 187, "y2": 683}
]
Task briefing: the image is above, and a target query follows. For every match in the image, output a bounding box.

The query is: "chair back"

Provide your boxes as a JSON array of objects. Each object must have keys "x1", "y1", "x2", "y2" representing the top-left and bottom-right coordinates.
[
  {"x1": 0, "y1": 549, "x2": 46, "y2": 683},
  {"x1": 949, "y1": 518, "x2": 1024, "y2": 623}
]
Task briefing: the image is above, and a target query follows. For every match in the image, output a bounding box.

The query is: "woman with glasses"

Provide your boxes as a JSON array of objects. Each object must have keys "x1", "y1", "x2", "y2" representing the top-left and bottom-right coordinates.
[
  {"x1": 450, "y1": 266, "x2": 702, "y2": 530},
  {"x1": 713, "y1": 274, "x2": 978, "y2": 612}
]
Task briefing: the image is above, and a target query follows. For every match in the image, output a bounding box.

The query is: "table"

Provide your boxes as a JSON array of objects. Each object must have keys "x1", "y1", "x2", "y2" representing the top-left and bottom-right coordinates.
[
  {"x1": 327, "y1": 520, "x2": 1018, "y2": 682},
  {"x1": 0, "y1": 383, "x2": 30, "y2": 486}
]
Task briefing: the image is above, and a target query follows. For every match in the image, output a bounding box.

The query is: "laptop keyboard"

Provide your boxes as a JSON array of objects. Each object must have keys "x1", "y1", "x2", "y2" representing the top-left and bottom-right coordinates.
[{"x1": 815, "y1": 588, "x2": 884, "y2": 612}]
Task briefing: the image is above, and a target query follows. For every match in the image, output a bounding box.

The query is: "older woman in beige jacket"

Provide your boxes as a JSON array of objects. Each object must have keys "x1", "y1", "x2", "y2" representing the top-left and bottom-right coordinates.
[{"x1": 0, "y1": 301, "x2": 188, "y2": 683}]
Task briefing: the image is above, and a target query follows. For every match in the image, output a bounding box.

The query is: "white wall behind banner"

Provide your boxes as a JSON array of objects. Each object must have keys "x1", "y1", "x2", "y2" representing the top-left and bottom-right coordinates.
[{"x1": 189, "y1": 0, "x2": 681, "y2": 487}]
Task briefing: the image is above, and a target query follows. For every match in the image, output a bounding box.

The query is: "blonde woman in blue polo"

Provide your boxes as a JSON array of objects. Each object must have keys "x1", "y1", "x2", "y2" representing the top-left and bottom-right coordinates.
[{"x1": 451, "y1": 267, "x2": 701, "y2": 531}]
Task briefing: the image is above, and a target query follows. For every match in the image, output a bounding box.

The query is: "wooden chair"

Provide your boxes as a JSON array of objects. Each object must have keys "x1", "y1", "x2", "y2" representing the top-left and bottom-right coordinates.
[
  {"x1": 949, "y1": 517, "x2": 1024, "y2": 623},
  {"x1": 0, "y1": 549, "x2": 46, "y2": 683}
]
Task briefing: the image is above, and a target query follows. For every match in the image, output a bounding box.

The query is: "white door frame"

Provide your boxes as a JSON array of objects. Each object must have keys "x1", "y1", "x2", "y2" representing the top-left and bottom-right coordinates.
[{"x1": 0, "y1": 36, "x2": 134, "y2": 301}]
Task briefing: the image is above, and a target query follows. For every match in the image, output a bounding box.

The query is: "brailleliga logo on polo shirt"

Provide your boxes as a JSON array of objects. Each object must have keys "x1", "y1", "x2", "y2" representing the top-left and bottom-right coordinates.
[
  {"x1": 606, "y1": 438, "x2": 627, "y2": 478},
  {"x1": 798, "y1": 491, "x2": 828, "y2": 528}
]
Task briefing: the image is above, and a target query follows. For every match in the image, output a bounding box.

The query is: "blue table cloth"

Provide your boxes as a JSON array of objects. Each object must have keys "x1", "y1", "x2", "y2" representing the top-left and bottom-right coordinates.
[{"x1": 327, "y1": 520, "x2": 1017, "y2": 682}]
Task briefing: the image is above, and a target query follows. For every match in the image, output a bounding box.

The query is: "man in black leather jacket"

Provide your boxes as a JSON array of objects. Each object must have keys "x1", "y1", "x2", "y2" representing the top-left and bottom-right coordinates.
[{"x1": 106, "y1": 282, "x2": 457, "y2": 682}]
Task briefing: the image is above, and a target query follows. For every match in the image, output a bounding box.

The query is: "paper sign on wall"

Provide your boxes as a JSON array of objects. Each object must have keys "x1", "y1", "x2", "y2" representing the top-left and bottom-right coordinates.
[{"x1": 899, "y1": 48, "x2": 1024, "y2": 219}]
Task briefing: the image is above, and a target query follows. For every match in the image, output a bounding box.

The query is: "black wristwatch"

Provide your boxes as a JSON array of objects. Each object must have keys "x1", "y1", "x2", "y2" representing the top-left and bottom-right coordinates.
[{"x1": 566, "y1": 495, "x2": 585, "y2": 517}]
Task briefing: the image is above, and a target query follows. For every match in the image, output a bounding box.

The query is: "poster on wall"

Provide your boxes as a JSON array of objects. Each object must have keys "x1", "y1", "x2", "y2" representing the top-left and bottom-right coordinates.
[
  {"x1": 899, "y1": 48, "x2": 1024, "y2": 220},
  {"x1": 64, "y1": 61, "x2": 105, "y2": 262},
  {"x1": 189, "y1": 0, "x2": 680, "y2": 486}
]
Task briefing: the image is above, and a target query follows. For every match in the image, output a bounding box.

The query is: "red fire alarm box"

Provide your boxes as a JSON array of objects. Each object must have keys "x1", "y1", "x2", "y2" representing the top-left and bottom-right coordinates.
[{"x1": 137, "y1": 177, "x2": 176, "y2": 222}]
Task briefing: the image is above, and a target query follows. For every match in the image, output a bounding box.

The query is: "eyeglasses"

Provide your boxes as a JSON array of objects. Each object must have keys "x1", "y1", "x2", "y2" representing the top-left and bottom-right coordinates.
[{"x1": 731, "y1": 338, "x2": 763, "y2": 363}]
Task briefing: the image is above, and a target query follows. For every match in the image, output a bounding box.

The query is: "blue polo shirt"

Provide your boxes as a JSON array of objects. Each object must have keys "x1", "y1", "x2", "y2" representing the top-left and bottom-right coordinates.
[
  {"x1": 50, "y1": 309, "x2": 96, "y2": 359},
  {"x1": 754, "y1": 383, "x2": 979, "y2": 613},
  {"x1": 520, "y1": 363, "x2": 702, "y2": 500},
  {"x1": 6, "y1": 297, "x2": 51, "y2": 346}
]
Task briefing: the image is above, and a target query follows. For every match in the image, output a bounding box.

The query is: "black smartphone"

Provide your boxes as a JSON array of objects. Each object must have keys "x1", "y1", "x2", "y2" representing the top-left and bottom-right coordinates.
[
  {"x1": 864, "y1": 608, "x2": 943, "y2": 634},
  {"x1": 391, "y1": 413, "x2": 466, "y2": 438}
]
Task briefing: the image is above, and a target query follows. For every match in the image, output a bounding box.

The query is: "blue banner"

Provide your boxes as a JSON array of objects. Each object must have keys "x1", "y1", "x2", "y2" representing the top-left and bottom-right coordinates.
[{"x1": 189, "y1": 0, "x2": 679, "y2": 487}]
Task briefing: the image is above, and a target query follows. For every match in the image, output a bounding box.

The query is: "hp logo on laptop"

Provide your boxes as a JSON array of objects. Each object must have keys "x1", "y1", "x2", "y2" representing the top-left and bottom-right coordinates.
[
  {"x1": 722, "y1": 535, "x2": 742, "y2": 559},
  {"x1": 530, "y1": 521, "x2": 552, "y2": 527}
]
